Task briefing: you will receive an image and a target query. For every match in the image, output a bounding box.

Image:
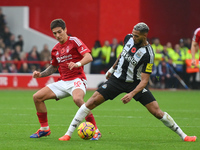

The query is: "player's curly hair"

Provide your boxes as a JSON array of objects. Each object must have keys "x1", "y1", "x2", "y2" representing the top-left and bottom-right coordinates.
[
  {"x1": 50, "y1": 19, "x2": 66, "y2": 30},
  {"x1": 134, "y1": 22, "x2": 149, "y2": 34}
]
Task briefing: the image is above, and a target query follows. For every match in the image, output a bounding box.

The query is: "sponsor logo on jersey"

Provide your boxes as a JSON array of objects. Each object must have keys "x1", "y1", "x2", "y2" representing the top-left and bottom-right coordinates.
[
  {"x1": 56, "y1": 54, "x2": 72, "y2": 63},
  {"x1": 145, "y1": 63, "x2": 153, "y2": 73},
  {"x1": 121, "y1": 50, "x2": 137, "y2": 65},
  {"x1": 80, "y1": 47, "x2": 88, "y2": 53}
]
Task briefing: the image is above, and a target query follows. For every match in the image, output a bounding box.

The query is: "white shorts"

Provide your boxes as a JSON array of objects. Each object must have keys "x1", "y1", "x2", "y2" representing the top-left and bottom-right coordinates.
[{"x1": 47, "y1": 78, "x2": 87, "y2": 99}]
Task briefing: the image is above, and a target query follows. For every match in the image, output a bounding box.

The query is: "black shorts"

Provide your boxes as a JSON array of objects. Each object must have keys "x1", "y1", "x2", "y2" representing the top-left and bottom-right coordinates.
[{"x1": 97, "y1": 75, "x2": 156, "y2": 106}]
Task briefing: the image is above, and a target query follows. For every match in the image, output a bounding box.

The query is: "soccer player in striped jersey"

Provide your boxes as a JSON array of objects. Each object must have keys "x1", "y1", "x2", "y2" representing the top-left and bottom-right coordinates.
[
  {"x1": 60, "y1": 22, "x2": 196, "y2": 142},
  {"x1": 30, "y1": 19, "x2": 101, "y2": 140}
]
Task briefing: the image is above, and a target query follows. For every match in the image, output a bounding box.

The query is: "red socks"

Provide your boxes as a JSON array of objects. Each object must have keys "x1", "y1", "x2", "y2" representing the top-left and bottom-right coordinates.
[
  {"x1": 85, "y1": 113, "x2": 98, "y2": 129},
  {"x1": 37, "y1": 112, "x2": 97, "y2": 130},
  {"x1": 37, "y1": 112, "x2": 48, "y2": 127}
]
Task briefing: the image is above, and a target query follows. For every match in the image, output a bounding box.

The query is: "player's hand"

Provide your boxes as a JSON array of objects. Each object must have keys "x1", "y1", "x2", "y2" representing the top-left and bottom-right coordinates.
[
  {"x1": 121, "y1": 93, "x2": 133, "y2": 104},
  {"x1": 105, "y1": 67, "x2": 114, "y2": 79},
  {"x1": 67, "y1": 62, "x2": 78, "y2": 70},
  {"x1": 32, "y1": 71, "x2": 41, "y2": 78},
  {"x1": 105, "y1": 72, "x2": 112, "y2": 79}
]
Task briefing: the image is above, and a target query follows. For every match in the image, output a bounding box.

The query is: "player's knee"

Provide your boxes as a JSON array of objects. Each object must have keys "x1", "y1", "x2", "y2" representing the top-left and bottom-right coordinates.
[
  {"x1": 73, "y1": 97, "x2": 84, "y2": 107},
  {"x1": 33, "y1": 93, "x2": 42, "y2": 103},
  {"x1": 153, "y1": 110, "x2": 164, "y2": 119}
]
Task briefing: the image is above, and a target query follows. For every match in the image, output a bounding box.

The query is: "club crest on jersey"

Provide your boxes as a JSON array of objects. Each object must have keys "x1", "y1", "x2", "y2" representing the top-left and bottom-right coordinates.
[
  {"x1": 135, "y1": 51, "x2": 142, "y2": 58},
  {"x1": 102, "y1": 84, "x2": 107, "y2": 89},
  {"x1": 66, "y1": 46, "x2": 70, "y2": 53}
]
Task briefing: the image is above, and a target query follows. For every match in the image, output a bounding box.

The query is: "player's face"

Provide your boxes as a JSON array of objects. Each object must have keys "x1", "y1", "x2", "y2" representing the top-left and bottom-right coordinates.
[
  {"x1": 132, "y1": 29, "x2": 145, "y2": 46},
  {"x1": 52, "y1": 27, "x2": 67, "y2": 44}
]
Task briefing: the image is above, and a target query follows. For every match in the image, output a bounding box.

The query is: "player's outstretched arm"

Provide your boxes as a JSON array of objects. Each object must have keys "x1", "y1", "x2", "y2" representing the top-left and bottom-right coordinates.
[
  {"x1": 80, "y1": 52, "x2": 93, "y2": 66},
  {"x1": 39, "y1": 65, "x2": 58, "y2": 78},
  {"x1": 105, "y1": 53, "x2": 121, "y2": 79}
]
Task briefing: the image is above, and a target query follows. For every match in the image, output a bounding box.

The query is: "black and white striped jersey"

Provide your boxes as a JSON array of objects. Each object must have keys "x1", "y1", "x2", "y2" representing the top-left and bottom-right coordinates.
[{"x1": 113, "y1": 34, "x2": 154, "y2": 82}]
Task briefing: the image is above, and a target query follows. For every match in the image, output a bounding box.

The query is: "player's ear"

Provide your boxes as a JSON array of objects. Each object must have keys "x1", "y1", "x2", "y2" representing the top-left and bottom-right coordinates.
[{"x1": 143, "y1": 32, "x2": 148, "y2": 37}]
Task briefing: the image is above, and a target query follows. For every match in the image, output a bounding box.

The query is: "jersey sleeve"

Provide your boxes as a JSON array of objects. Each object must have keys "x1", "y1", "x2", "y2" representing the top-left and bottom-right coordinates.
[
  {"x1": 142, "y1": 61, "x2": 153, "y2": 74},
  {"x1": 73, "y1": 37, "x2": 91, "y2": 55},
  {"x1": 141, "y1": 54, "x2": 154, "y2": 74},
  {"x1": 124, "y1": 34, "x2": 133, "y2": 45},
  {"x1": 50, "y1": 49, "x2": 59, "y2": 66}
]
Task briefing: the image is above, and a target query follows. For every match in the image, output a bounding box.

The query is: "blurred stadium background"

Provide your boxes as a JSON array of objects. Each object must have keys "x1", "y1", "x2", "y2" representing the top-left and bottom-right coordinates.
[
  {"x1": 0, "y1": 0, "x2": 200, "y2": 90},
  {"x1": 1, "y1": 1, "x2": 200, "y2": 149}
]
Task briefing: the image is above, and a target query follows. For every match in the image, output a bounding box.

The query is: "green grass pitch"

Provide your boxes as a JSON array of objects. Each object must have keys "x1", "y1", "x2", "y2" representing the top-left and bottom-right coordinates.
[{"x1": 0, "y1": 89, "x2": 199, "y2": 150}]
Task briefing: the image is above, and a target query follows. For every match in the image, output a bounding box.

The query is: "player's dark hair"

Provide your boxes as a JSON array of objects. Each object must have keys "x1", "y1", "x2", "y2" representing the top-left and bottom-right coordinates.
[
  {"x1": 50, "y1": 19, "x2": 66, "y2": 30},
  {"x1": 134, "y1": 22, "x2": 149, "y2": 34}
]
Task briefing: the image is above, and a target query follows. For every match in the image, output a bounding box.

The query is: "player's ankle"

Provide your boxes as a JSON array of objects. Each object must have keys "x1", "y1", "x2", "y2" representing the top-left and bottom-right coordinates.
[{"x1": 40, "y1": 126, "x2": 49, "y2": 130}]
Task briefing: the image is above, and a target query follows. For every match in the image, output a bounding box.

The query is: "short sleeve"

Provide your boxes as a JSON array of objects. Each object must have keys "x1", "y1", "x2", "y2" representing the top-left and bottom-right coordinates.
[
  {"x1": 124, "y1": 34, "x2": 133, "y2": 45},
  {"x1": 73, "y1": 37, "x2": 91, "y2": 55},
  {"x1": 50, "y1": 49, "x2": 59, "y2": 66},
  {"x1": 142, "y1": 55, "x2": 154, "y2": 74}
]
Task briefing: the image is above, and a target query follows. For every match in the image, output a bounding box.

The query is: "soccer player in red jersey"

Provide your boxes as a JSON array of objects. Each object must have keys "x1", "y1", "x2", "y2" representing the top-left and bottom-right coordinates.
[
  {"x1": 191, "y1": 27, "x2": 200, "y2": 66},
  {"x1": 30, "y1": 19, "x2": 101, "y2": 141}
]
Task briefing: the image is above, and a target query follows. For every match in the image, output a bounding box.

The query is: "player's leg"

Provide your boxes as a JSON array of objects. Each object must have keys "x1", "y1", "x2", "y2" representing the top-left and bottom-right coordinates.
[
  {"x1": 30, "y1": 86, "x2": 57, "y2": 138},
  {"x1": 33, "y1": 86, "x2": 57, "y2": 112},
  {"x1": 59, "y1": 91, "x2": 105, "y2": 141},
  {"x1": 72, "y1": 87, "x2": 102, "y2": 140},
  {"x1": 59, "y1": 77, "x2": 122, "y2": 141},
  {"x1": 85, "y1": 92, "x2": 104, "y2": 140},
  {"x1": 145, "y1": 101, "x2": 196, "y2": 142}
]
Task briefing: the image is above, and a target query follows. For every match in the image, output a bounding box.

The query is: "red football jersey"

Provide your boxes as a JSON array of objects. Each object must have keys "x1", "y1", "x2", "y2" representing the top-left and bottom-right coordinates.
[
  {"x1": 192, "y1": 27, "x2": 200, "y2": 47},
  {"x1": 51, "y1": 36, "x2": 91, "y2": 81}
]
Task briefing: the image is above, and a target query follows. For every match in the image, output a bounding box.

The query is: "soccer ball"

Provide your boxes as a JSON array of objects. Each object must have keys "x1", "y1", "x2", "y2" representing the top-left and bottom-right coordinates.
[{"x1": 77, "y1": 122, "x2": 96, "y2": 140}]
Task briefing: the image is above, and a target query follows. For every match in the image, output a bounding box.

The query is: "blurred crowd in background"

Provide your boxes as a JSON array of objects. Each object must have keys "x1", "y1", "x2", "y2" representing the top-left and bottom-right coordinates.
[
  {"x1": 0, "y1": 8, "x2": 199, "y2": 89},
  {"x1": 90, "y1": 36, "x2": 200, "y2": 90},
  {"x1": 0, "y1": 8, "x2": 52, "y2": 74}
]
